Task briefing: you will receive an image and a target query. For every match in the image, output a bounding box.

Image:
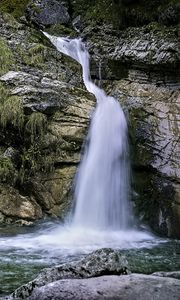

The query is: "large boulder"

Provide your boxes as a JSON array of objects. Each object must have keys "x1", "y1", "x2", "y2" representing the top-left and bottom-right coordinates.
[
  {"x1": 29, "y1": 274, "x2": 180, "y2": 300},
  {"x1": 8, "y1": 248, "x2": 129, "y2": 299},
  {"x1": 6, "y1": 274, "x2": 180, "y2": 300},
  {"x1": 26, "y1": 0, "x2": 70, "y2": 27}
]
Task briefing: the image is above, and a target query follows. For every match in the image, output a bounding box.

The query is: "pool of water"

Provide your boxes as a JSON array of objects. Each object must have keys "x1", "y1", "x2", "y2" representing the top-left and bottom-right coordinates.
[{"x1": 0, "y1": 221, "x2": 180, "y2": 296}]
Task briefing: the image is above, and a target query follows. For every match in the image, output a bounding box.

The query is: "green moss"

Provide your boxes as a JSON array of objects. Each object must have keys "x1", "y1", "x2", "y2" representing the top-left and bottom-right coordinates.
[
  {"x1": 0, "y1": 157, "x2": 17, "y2": 184},
  {"x1": 71, "y1": 0, "x2": 179, "y2": 28},
  {"x1": 17, "y1": 43, "x2": 47, "y2": 68},
  {"x1": 47, "y1": 24, "x2": 75, "y2": 36},
  {"x1": 0, "y1": 0, "x2": 29, "y2": 19},
  {"x1": 25, "y1": 112, "x2": 47, "y2": 143},
  {"x1": 0, "y1": 38, "x2": 15, "y2": 75},
  {"x1": 2, "y1": 13, "x2": 22, "y2": 29}
]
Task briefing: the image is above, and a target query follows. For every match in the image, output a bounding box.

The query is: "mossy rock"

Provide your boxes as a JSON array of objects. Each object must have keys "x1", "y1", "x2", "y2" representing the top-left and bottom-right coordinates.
[
  {"x1": 0, "y1": 0, "x2": 30, "y2": 19},
  {"x1": 47, "y1": 24, "x2": 76, "y2": 37},
  {"x1": 16, "y1": 43, "x2": 47, "y2": 68}
]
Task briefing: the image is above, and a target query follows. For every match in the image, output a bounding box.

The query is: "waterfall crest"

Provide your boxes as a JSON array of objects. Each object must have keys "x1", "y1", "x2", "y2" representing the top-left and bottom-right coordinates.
[{"x1": 44, "y1": 32, "x2": 133, "y2": 230}]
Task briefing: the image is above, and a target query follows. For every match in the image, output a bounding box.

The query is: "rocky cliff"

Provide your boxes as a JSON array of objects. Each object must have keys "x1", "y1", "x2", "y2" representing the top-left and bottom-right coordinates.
[{"x1": 0, "y1": 0, "x2": 179, "y2": 237}]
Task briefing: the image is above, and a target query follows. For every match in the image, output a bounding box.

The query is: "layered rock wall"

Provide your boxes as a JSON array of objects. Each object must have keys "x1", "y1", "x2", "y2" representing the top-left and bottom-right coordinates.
[{"x1": 0, "y1": 0, "x2": 179, "y2": 237}]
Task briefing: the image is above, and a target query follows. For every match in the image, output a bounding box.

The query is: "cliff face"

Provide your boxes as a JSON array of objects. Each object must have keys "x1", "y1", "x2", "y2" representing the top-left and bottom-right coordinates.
[{"x1": 0, "y1": 0, "x2": 179, "y2": 237}]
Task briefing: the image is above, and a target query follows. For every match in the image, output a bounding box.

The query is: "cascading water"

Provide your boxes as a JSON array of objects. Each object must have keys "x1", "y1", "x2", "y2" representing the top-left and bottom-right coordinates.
[
  {"x1": 44, "y1": 32, "x2": 133, "y2": 230},
  {"x1": 1, "y1": 33, "x2": 166, "y2": 296}
]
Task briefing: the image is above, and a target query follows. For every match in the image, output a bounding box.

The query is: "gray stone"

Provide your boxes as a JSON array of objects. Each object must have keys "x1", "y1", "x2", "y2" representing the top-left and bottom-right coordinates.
[
  {"x1": 26, "y1": 0, "x2": 70, "y2": 27},
  {"x1": 20, "y1": 274, "x2": 180, "y2": 300},
  {"x1": 152, "y1": 271, "x2": 180, "y2": 280}
]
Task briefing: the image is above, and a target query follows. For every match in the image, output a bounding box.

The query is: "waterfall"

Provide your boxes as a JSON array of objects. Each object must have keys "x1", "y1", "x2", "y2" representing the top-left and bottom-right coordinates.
[{"x1": 44, "y1": 32, "x2": 133, "y2": 230}]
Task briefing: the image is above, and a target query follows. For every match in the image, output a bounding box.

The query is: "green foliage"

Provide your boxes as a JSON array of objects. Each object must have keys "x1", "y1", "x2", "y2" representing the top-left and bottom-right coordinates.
[
  {"x1": 17, "y1": 112, "x2": 53, "y2": 182},
  {"x1": 0, "y1": 38, "x2": 15, "y2": 75},
  {"x1": 19, "y1": 146, "x2": 55, "y2": 183},
  {"x1": 0, "y1": 0, "x2": 29, "y2": 19},
  {"x1": 25, "y1": 112, "x2": 47, "y2": 143},
  {"x1": 47, "y1": 24, "x2": 75, "y2": 36},
  {"x1": 0, "y1": 157, "x2": 17, "y2": 183},
  {"x1": 17, "y1": 43, "x2": 47, "y2": 68},
  {"x1": 0, "y1": 93, "x2": 24, "y2": 129}
]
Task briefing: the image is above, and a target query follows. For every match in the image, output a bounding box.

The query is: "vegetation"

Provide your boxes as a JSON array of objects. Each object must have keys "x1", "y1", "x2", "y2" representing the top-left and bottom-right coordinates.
[
  {"x1": 25, "y1": 112, "x2": 47, "y2": 143},
  {"x1": 0, "y1": 38, "x2": 15, "y2": 76},
  {"x1": 0, "y1": 83, "x2": 54, "y2": 184},
  {"x1": 0, "y1": 157, "x2": 18, "y2": 184},
  {"x1": 47, "y1": 24, "x2": 75, "y2": 36},
  {"x1": 0, "y1": 84, "x2": 24, "y2": 130},
  {"x1": 0, "y1": 0, "x2": 30, "y2": 19},
  {"x1": 0, "y1": 96, "x2": 24, "y2": 129},
  {"x1": 70, "y1": 0, "x2": 180, "y2": 28},
  {"x1": 17, "y1": 43, "x2": 47, "y2": 68}
]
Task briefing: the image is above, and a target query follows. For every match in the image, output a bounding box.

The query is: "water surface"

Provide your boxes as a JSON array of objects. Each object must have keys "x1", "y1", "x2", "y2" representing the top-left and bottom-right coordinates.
[{"x1": 0, "y1": 221, "x2": 179, "y2": 295}]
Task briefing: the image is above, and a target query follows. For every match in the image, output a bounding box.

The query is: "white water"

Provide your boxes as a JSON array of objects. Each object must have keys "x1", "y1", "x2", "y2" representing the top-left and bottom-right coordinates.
[
  {"x1": 0, "y1": 34, "x2": 156, "y2": 266},
  {"x1": 44, "y1": 32, "x2": 132, "y2": 230}
]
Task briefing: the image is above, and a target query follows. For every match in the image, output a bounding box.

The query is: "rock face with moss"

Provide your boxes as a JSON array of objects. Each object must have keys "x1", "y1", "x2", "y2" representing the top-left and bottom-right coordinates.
[
  {"x1": 0, "y1": 0, "x2": 179, "y2": 238},
  {"x1": 85, "y1": 22, "x2": 179, "y2": 237},
  {"x1": 0, "y1": 10, "x2": 95, "y2": 225}
]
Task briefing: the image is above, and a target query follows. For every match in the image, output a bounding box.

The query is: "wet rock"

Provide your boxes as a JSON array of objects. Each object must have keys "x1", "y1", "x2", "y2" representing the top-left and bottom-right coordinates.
[
  {"x1": 8, "y1": 248, "x2": 129, "y2": 299},
  {"x1": 110, "y1": 80, "x2": 180, "y2": 237},
  {"x1": 26, "y1": 0, "x2": 70, "y2": 27}
]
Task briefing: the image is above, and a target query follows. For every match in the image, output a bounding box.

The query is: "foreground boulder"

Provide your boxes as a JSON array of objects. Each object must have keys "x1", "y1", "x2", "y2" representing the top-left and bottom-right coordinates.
[
  {"x1": 8, "y1": 274, "x2": 180, "y2": 300},
  {"x1": 8, "y1": 248, "x2": 129, "y2": 299}
]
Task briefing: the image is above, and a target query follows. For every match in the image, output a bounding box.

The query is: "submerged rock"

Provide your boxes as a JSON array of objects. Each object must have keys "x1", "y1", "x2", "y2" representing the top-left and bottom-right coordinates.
[{"x1": 8, "y1": 248, "x2": 129, "y2": 299}]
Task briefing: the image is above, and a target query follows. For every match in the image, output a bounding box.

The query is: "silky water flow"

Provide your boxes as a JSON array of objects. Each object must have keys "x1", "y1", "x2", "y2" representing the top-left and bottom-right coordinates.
[{"x1": 43, "y1": 33, "x2": 132, "y2": 230}]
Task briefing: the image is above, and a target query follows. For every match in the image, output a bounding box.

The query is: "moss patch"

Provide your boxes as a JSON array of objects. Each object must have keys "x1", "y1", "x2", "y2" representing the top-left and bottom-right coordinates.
[
  {"x1": 71, "y1": 0, "x2": 180, "y2": 28},
  {"x1": 0, "y1": 38, "x2": 15, "y2": 75},
  {"x1": 17, "y1": 43, "x2": 47, "y2": 68},
  {"x1": 47, "y1": 24, "x2": 76, "y2": 37},
  {"x1": 0, "y1": 0, "x2": 29, "y2": 19},
  {"x1": 0, "y1": 84, "x2": 24, "y2": 130},
  {"x1": 25, "y1": 112, "x2": 47, "y2": 143},
  {"x1": 0, "y1": 157, "x2": 17, "y2": 184}
]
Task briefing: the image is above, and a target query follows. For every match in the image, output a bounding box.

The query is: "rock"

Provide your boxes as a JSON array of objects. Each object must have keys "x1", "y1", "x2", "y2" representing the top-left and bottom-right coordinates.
[
  {"x1": 110, "y1": 79, "x2": 180, "y2": 237},
  {"x1": 0, "y1": 186, "x2": 43, "y2": 222},
  {"x1": 0, "y1": 4, "x2": 180, "y2": 238},
  {"x1": 83, "y1": 22, "x2": 180, "y2": 237},
  {"x1": 8, "y1": 274, "x2": 180, "y2": 300},
  {"x1": 26, "y1": 0, "x2": 70, "y2": 27},
  {"x1": 72, "y1": 15, "x2": 84, "y2": 33},
  {"x1": 9, "y1": 248, "x2": 129, "y2": 299},
  {"x1": 0, "y1": 11, "x2": 94, "y2": 223},
  {"x1": 152, "y1": 271, "x2": 180, "y2": 280}
]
